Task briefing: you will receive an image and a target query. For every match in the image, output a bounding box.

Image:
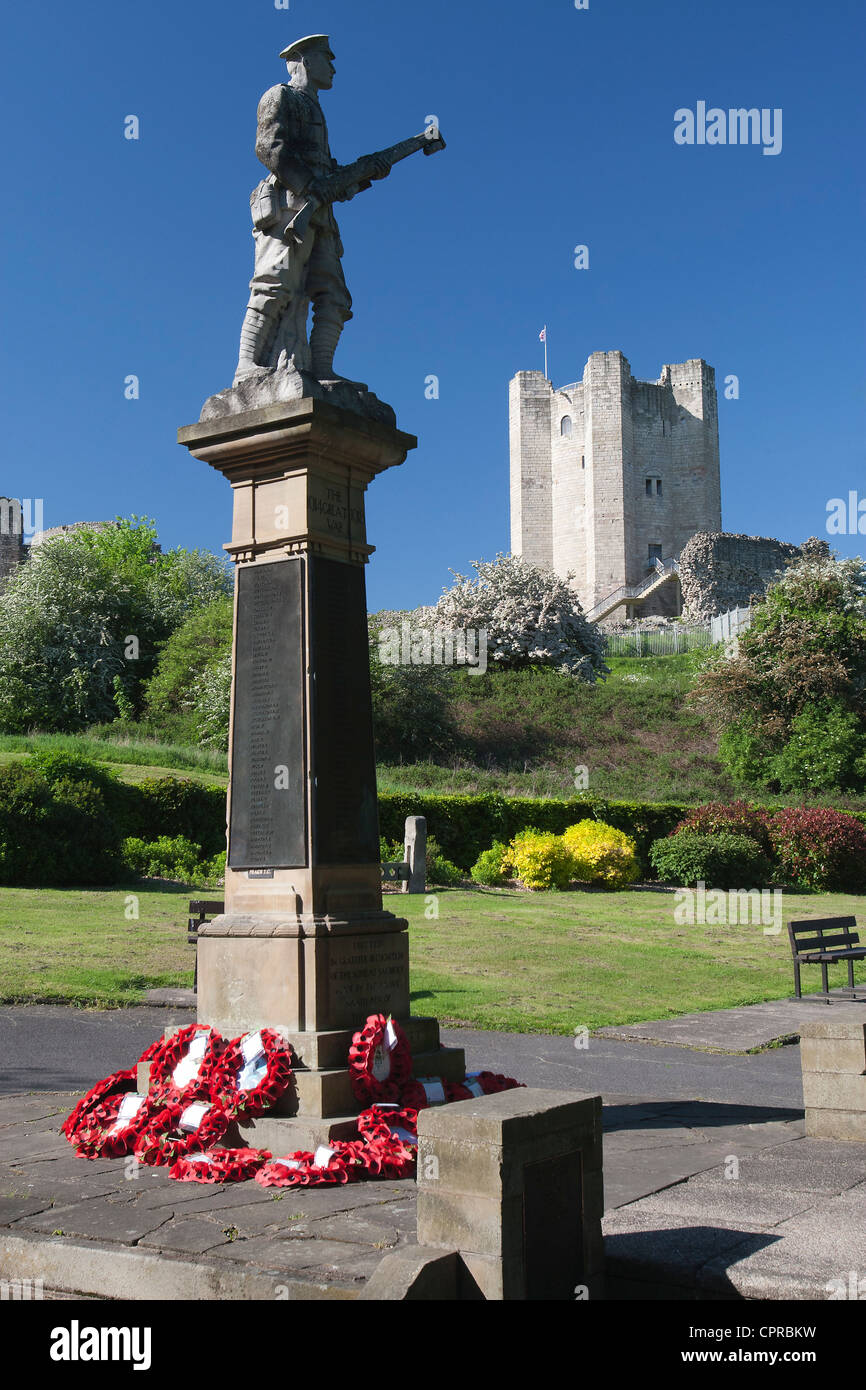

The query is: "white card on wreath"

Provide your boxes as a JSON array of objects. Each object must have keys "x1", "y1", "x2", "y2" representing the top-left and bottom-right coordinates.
[
  {"x1": 241, "y1": 1031, "x2": 265, "y2": 1065},
  {"x1": 179, "y1": 1102, "x2": 209, "y2": 1133}
]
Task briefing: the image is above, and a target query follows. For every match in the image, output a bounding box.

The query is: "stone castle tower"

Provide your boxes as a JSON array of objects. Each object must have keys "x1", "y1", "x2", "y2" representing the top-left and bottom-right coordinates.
[
  {"x1": 509, "y1": 351, "x2": 722, "y2": 619},
  {"x1": 0, "y1": 499, "x2": 26, "y2": 586}
]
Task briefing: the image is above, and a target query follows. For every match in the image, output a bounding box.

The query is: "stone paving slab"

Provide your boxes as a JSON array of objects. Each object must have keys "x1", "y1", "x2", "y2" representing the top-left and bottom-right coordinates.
[
  {"x1": 0, "y1": 1092, "x2": 416, "y2": 1298},
  {"x1": 596, "y1": 990, "x2": 866, "y2": 1053},
  {"x1": 603, "y1": 1136, "x2": 866, "y2": 1300}
]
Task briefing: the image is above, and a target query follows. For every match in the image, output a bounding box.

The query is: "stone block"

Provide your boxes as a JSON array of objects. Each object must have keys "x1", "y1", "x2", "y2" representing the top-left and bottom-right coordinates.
[
  {"x1": 799, "y1": 1012, "x2": 866, "y2": 1044},
  {"x1": 410, "y1": 1047, "x2": 466, "y2": 1082},
  {"x1": 802, "y1": 1072, "x2": 866, "y2": 1112},
  {"x1": 416, "y1": 1087, "x2": 603, "y2": 1300},
  {"x1": 800, "y1": 1035, "x2": 866, "y2": 1075},
  {"x1": 357, "y1": 1247, "x2": 459, "y2": 1301},
  {"x1": 805, "y1": 1108, "x2": 866, "y2": 1143}
]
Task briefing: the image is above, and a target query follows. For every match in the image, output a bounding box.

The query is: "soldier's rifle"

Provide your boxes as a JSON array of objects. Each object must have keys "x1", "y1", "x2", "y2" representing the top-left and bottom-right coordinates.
[{"x1": 285, "y1": 127, "x2": 446, "y2": 245}]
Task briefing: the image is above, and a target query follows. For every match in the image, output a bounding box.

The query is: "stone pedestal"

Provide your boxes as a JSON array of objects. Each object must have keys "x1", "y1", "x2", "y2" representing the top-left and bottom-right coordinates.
[
  {"x1": 177, "y1": 397, "x2": 462, "y2": 1147},
  {"x1": 416, "y1": 1088, "x2": 604, "y2": 1300},
  {"x1": 800, "y1": 1011, "x2": 866, "y2": 1142}
]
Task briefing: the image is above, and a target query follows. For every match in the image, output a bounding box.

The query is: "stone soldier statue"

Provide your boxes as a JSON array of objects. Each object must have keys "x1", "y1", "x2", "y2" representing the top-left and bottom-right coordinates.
[{"x1": 201, "y1": 35, "x2": 445, "y2": 423}]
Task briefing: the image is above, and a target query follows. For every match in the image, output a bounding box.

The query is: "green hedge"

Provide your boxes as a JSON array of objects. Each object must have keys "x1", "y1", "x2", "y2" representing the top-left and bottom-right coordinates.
[
  {"x1": 377, "y1": 794, "x2": 689, "y2": 873},
  {"x1": 7, "y1": 752, "x2": 866, "y2": 887}
]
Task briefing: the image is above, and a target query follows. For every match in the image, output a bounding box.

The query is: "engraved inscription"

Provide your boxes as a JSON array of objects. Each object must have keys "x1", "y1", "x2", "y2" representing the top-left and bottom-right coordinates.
[
  {"x1": 328, "y1": 937, "x2": 409, "y2": 1024},
  {"x1": 229, "y1": 561, "x2": 307, "y2": 869}
]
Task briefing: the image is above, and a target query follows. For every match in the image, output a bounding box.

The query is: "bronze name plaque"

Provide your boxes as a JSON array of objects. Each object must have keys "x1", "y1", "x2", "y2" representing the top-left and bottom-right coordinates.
[
  {"x1": 228, "y1": 560, "x2": 307, "y2": 869},
  {"x1": 309, "y1": 556, "x2": 380, "y2": 864}
]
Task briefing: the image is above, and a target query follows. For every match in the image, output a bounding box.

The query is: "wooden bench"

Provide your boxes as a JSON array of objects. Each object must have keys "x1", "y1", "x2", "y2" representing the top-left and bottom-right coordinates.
[
  {"x1": 187, "y1": 900, "x2": 224, "y2": 992},
  {"x1": 788, "y1": 917, "x2": 866, "y2": 1003}
]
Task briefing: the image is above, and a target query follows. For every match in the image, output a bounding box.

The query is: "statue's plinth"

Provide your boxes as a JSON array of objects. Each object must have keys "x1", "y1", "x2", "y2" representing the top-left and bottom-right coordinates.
[{"x1": 176, "y1": 397, "x2": 463, "y2": 1147}]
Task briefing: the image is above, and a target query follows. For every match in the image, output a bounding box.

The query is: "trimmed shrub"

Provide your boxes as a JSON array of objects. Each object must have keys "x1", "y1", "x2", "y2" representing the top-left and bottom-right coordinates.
[
  {"x1": 121, "y1": 835, "x2": 203, "y2": 882},
  {"x1": 507, "y1": 829, "x2": 574, "y2": 891},
  {"x1": 562, "y1": 820, "x2": 640, "y2": 889},
  {"x1": 0, "y1": 763, "x2": 124, "y2": 886},
  {"x1": 649, "y1": 831, "x2": 773, "y2": 890},
  {"x1": 767, "y1": 808, "x2": 866, "y2": 892},
  {"x1": 470, "y1": 841, "x2": 510, "y2": 886},
  {"x1": 126, "y1": 778, "x2": 226, "y2": 856},
  {"x1": 673, "y1": 800, "x2": 772, "y2": 853},
  {"x1": 121, "y1": 836, "x2": 226, "y2": 887},
  {"x1": 425, "y1": 834, "x2": 463, "y2": 887},
  {"x1": 376, "y1": 792, "x2": 688, "y2": 874}
]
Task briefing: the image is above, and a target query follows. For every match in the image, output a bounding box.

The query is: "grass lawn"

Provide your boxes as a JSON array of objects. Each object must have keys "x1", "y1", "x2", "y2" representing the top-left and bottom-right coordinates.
[{"x1": 2, "y1": 883, "x2": 864, "y2": 1031}]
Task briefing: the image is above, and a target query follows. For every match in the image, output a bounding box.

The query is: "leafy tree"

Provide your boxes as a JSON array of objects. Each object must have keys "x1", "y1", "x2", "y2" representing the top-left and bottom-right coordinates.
[
  {"x1": 144, "y1": 595, "x2": 233, "y2": 736},
  {"x1": 0, "y1": 518, "x2": 231, "y2": 733},
  {"x1": 368, "y1": 612, "x2": 457, "y2": 762},
  {"x1": 425, "y1": 553, "x2": 608, "y2": 681},
  {"x1": 693, "y1": 547, "x2": 866, "y2": 791},
  {"x1": 191, "y1": 648, "x2": 233, "y2": 749}
]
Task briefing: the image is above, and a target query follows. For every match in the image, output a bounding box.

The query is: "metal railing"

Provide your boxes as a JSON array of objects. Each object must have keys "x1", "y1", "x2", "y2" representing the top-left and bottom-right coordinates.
[
  {"x1": 603, "y1": 625, "x2": 712, "y2": 657},
  {"x1": 585, "y1": 557, "x2": 680, "y2": 624}
]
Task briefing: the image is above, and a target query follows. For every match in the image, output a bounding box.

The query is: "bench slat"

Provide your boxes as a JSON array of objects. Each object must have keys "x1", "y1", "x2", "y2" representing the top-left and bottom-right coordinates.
[
  {"x1": 794, "y1": 933, "x2": 860, "y2": 952},
  {"x1": 797, "y1": 948, "x2": 866, "y2": 962},
  {"x1": 789, "y1": 917, "x2": 857, "y2": 935}
]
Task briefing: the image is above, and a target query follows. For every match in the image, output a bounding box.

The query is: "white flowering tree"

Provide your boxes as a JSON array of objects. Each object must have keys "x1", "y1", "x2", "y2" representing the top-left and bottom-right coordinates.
[{"x1": 427, "y1": 553, "x2": 609, "y2": 681}]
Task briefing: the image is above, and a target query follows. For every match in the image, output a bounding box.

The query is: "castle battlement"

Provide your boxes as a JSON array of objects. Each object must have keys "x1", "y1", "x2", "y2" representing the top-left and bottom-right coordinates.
[{"x1": 509, "y1": 351, "x2": 722, "y2": 616}]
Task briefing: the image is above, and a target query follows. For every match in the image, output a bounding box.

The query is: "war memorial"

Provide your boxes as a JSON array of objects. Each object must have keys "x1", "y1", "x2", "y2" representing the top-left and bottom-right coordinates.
[{"x1": 0, "y1": 22, "x2": 863, "y2": 1333}]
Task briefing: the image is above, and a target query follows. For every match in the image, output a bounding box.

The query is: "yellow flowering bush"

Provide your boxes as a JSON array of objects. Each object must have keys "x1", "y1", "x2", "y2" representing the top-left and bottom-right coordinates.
[
  {"x1": 561, "y1": 820, "x2": 640, "y2": 890},
  {"x1": 506, "y1": 829, "x2": 575, "y2": 891}
]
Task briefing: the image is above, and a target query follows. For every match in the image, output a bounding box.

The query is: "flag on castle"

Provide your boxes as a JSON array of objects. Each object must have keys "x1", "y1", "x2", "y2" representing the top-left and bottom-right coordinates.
[{"x1": 539, "y1": 325, "x2": 548, "y2": 378}]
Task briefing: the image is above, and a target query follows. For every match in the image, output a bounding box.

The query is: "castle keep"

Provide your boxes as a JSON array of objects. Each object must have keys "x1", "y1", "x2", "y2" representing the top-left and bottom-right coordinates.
[{"x1": 509, "y1": 351, "x2": 722, "y2": 619}]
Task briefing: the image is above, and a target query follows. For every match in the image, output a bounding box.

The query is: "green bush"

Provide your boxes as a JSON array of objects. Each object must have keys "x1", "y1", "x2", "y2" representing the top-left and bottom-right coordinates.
[
  {"x1": 425, "y1": 834, "x2": 463, "y2": 886},
  {"x1": 470, "y1": 841, "x2": 510, "y2": 886},
  {"x1": 25, "y1": 750, "x2": 139, "y2": 833},
  {"x1": 122, "y1": 834, "x2": 203, "y2": 881},
  {"x1": 649, "y1": 831, "x2": 774, "y2": 890},
  {"x1": 121, "y1": 836, "x2": 226, "y2": 887},
  {"x1": 770, "y1": 703, "x2": 866, "y2": 793},
  {"x1": 0, "y1": 763, "x2": 124, "y2": 886},
  {"x1": 126, "y1": 778, "x2": 226, "y2": 856}
]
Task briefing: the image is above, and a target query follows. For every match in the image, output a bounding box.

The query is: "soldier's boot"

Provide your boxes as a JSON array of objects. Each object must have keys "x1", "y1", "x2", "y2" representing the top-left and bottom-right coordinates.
[
  {"x1": 310, "y1": 309, "x2": 367, "y2": 390},
  {"x1": 233, "y1": 307, "x2": 278, "y2": 384}
]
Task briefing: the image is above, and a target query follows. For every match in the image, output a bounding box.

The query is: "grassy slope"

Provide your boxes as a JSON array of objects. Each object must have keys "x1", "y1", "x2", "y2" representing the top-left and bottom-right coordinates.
[
  {"x1": 3, "y1": 883, "x2": 864, "y2": 1027},
  {"x1": 380, "y1": 656, "x2": 737, "y2": 802},
  {"x1": 0, "y1": 734, "x2": 228, "y2": 788}
]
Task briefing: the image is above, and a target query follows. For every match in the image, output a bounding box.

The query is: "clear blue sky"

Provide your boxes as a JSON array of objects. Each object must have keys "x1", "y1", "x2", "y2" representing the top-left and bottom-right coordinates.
[{"x1": 1, "y1": 0, "x2": 863, "y2": 610}]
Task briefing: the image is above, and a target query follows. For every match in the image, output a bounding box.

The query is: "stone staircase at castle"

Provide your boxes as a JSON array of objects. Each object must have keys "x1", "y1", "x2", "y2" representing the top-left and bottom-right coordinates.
[{"x1": 584, "y1": 557, "x2": 680, "y2": 625}]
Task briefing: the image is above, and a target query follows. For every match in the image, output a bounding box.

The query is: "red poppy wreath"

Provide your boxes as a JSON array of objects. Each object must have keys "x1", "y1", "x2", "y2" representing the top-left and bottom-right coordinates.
[
  {"x1": 348, "y1": 1014, "x2": 412, "y2": 1106},
  {"x1": 169, "y1": 1146, "x2": 270, "y2": 1184},
  {"x1": 145, "y1": 1024, "x2": 225, "y2": 1106},
  {"x1": 133, "y1": 1099, "x2": 230, "y2": 1168},
  {"x1": 208, "y1": 1028, "x2": 294, "y2": 1119}
]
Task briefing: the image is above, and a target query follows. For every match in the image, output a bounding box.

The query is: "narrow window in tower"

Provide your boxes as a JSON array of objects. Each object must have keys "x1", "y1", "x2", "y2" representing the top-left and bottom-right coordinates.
[
  {"x1": 581, "y1": 455, "x2": 585, "y2": 469},
  {"x1": 560, "y1": 416, "x2": 572, "y2": 436},
  {"x1": 645, "y1": 478, "x2": 653, "y2": 497},
  {"x1": 656, "y1": 479, "x2": 663, "y2": 497}
]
